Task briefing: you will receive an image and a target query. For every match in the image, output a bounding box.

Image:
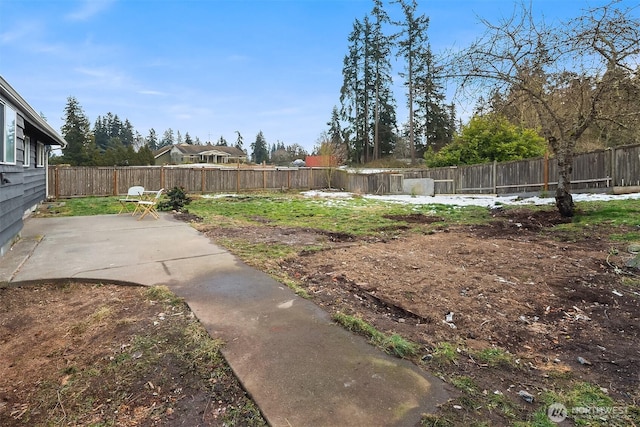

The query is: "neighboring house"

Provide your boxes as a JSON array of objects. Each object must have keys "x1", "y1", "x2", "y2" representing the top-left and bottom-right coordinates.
[
  {"x1": 154, "y1": 144, "x2": 247, "y2": 165},
  {"x1": 0, "y1": 76, "x2": 67, "y2": 257}
]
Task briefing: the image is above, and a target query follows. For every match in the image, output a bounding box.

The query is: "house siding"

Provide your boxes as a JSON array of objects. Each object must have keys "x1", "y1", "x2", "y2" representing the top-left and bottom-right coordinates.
[
  {"x1": 0, "y1": 111, "x2": 26, "y2": 256},
  {"x1": 0, "y1": 76, "x2": 65, "y2": 258},
  {"x1": 0, "y1": 114, "x2": 49, "y2": 256}
]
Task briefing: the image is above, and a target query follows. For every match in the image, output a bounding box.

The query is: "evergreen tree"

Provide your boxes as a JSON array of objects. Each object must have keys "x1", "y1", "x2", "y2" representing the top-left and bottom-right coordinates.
[
  {"x1": 340, "y1": 2, "x2": 397, "y2": 163},
  {"x1": 93, "y1": 115, "x2": 109, "y2": 151},
  {"x1": 234, "y1": 131, "x2": 244, "y2": 150},
  {"x1": 340, "y1": 18, "x2": 370, "y2": 163},
  {"x1": 327, "y1": 106, "x2": 344, "y2": 147},
  {"x1": 160, "y1": 129, "x2": 175, "y2": 147},
  {"x1": 370, "y1": 0, "x2": 396, "y2": 160},
  {"x1": 146, "y1": 128, "x2": 159, "y2": 151},
  {"x1": 136, "y1": 145, "x2": 155, "y2": 165},
  {"x1": 60, "y1": 96, "x2": 93, "y2": 166},
  {"x1": 217, "y1": 136, "x2": 228, "y2": 146},
  {"x1": 251, "y1": 131, "x2": 269, "y2": 164},
  {"x1": 121, "y1": 119, "x2": 135, "y2": 147},
  {"x1": 184, "y1": 132, "x2": 193, "y2": 144},
  {"x1": 327, "y1": 106, "x2": 348, "y2": 162},
  {"x1": 176, "y1": 130, "x2": 183, "y2": 144},
  {"x1": 415, "y1": 46, "x2": 453, "y2": 154},
  {"x1": 395, "y1": 0, "x2": 430, "y2": 161}
]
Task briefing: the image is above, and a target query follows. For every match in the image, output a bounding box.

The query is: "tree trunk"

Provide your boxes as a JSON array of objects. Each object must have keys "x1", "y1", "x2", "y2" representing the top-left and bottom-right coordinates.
[
  {"x1": 555, "y1": 142, "x2": 575, "y2": 217},
  {"x1": 555, "y1": 185, "x2": 574, "y2": 217}
]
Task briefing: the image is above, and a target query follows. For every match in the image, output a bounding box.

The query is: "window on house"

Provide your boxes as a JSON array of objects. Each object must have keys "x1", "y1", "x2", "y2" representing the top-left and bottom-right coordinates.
[
  {"x1": 36, "y1": 142, "x2": 45, "y2": 167},
  {"x1": 1, "y1": 102, "x2": 17, "y2": 164},
  {"x1": 23, "y1": 136, "x2": 31, "y2": 167}
]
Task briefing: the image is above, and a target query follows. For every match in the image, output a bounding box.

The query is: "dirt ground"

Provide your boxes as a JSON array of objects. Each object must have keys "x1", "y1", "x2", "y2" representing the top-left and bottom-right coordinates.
[
  {"x1": 0, "y1": 283, "x2": 265, "y2": 426},
  {"x1": 203, "y1": 207, "x2": 640, "y2": 424},
  {"x1": 2, "y1": 207, "x2": 639, "y2": 426}
]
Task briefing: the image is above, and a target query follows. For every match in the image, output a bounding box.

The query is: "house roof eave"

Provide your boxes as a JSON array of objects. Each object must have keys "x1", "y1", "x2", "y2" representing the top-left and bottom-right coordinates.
[{"x1": 0, "y1": 75, "x2": 67, "y2": 148}]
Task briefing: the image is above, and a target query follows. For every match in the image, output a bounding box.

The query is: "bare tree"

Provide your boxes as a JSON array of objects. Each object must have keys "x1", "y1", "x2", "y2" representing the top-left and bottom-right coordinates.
[
  {"x1": 314, "y1": 131, "x2": 347, "y2": 189},
  {"x1": 450, "y1": 1, "x2": 640, "y2": 216}
]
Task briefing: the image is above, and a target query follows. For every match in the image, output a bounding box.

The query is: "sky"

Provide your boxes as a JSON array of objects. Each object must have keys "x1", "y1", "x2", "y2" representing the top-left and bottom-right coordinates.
[{"x1": 0, "y1": 0, "x2": 633, "y2": 154}]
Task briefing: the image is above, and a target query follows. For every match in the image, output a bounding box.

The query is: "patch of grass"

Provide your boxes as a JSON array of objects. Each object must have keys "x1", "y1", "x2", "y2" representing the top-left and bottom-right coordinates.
[
  {"x1": 621, "y1": 276, "x2": 640, "y2": 289},
  {"x1": 421, "y1": 413, "x2": 454, "y2": 427},
  {"x1": 182, "y1": 321, "x2": 225, "y2": 365},
  {"x1": 450, "y1": 375, "x2": 480, "y2": 396},
  {"x1": 487, "y1": 391, "x2": 518, "y2": 420},
  {"x1": 279, "y1": 277, "x2": 310, "y2": 299},
  {"x1": 609, "y1": 231, "x2": 640, "y2": 241},
  {"x1": 383, "y1": 333, "x2": 419, "y2": 358},
  {"x1": 573, "y1": 199, "x2": 640, "y2": 228},
  {"x1": 145, "y1": 285, "x2": 184, "y2": 306},
  {"x1": 218, "y1": 238, "x2": 296, "y2": 268},
  {"x1": 332, "y1": 312, "x2": 418, "y2": 358},
  {"x1": 37, "y1": 196, "x2": 122, "y2": 216},
  {"x1": 90, "y1": 306, "x2": 112, "y2": 323},
  {"x1": 430, "y1": 342, "x2": 458, "y2": 365},
  {"x1": 531, "y1": 382, "x2": 625, "y2": 427},
  {"x1": 189, "y1": 194, "x2": 494, "y2": 237},
  {"x1": 474, "y1": 347, "x2": 515, "y2": 368}
]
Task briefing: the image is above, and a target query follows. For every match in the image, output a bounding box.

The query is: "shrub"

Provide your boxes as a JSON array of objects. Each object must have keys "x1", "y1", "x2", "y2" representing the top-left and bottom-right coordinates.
[{"x1": 158, "y1": 186, "x2": 191, "y2": 212}]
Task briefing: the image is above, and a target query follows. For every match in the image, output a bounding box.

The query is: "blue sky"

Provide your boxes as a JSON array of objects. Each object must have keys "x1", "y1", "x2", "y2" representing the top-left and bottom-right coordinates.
[{"x1": 0, "y1": 0, "x2": 629, "y2": 153}]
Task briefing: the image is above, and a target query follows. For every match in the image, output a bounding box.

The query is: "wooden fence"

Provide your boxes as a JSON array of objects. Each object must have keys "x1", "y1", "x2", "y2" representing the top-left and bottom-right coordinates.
[
  {"x1": 48, "y1": 143, "x2": 640, "y2": 198},
  {"x1": 408, "y1": 143, "x2": 639, "y2": 195}
]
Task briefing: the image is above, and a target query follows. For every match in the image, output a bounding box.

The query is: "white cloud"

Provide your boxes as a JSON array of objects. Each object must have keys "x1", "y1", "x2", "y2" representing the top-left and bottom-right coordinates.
[
  {"x1": 138, "y1": 90, "x2": 166, "y2": 96},
  {"x1": 74, "y1": 66, "x2": 131, "y2": 89},
  {"x1": 0, "y1": 22, "x2": 38, "y2": 44},
  {"x1": 66, "y1": 0, "x2": 116, "y2": 21}
]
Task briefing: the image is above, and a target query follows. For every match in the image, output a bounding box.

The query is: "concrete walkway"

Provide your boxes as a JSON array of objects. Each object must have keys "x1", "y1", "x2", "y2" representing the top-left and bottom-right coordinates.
[{"x1": 0, "y1": 214, "x2": 449, "y2": 426}]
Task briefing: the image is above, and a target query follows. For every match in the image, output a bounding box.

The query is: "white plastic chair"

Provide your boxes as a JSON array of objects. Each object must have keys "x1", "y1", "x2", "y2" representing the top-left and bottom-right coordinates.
[{"x1": 118, "y1": 186, "x2": 145, "y2": 215}]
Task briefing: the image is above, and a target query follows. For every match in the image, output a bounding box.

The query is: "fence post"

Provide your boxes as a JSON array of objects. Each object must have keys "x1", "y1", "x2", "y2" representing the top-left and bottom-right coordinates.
[
  {"x1": 201, "y1": 168, "x2": 205, "y2": 193},
  {"x1": 113, "y1": 168, "x2": 118, "y2": 196},
  {"x1": 492, "y1": 160, "x2": 497, "y2": 194},
  {"x1": 544, "y1": 151, "x2": 549, "y2": 191},
  {"x1": 609, "y1": 147, "x2": 616, "y2": 187},
  {"x1": 160, "y1": 165, "x2": 165, "y2": 189},
  {"x1": 263, "y1": 168, "x2": 267, "y2": 189},
  {"x1": 453, "y1": 166, "x2": 458, "y2": 194},
  {"x1": 54, "y1": 165, "x2": 60, "y2": 199}
]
